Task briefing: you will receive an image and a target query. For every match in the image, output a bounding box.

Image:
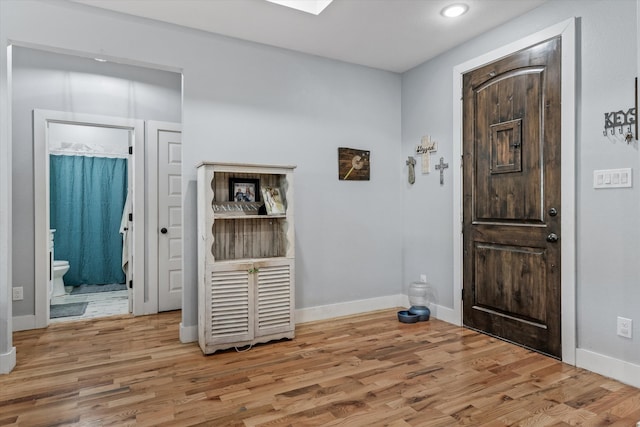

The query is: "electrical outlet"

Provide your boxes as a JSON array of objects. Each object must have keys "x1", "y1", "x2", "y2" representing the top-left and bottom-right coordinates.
[
  {"x1": 617, "y1": 316, "x2": 632, "y2": 339},
  {"x1": 12, "y1": 287, "x2": 24, "y2": 301},
  {"x1": 420, "y1": 274, "x2": 427, "y2": 283}
]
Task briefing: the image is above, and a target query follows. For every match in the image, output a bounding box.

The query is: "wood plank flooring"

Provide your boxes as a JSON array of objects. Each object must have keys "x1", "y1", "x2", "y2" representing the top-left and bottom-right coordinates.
[{"x1": 2, "y1": 309, "x2": 640, "y2": 426}]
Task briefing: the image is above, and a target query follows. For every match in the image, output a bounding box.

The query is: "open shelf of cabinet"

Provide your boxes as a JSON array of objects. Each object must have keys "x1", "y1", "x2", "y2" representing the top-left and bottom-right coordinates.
[{"x1": 196, "y1": 162, "x2": 296, "y2": 355}]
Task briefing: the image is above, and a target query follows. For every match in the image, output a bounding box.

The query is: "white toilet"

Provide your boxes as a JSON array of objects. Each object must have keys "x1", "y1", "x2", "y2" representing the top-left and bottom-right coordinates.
[{"x1": 52, "y1": 260, "x2": 70, "y2": 297}]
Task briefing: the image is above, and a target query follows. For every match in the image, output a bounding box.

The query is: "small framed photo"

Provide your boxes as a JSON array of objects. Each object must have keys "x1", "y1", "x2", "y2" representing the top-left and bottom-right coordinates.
[
  {"x1": 261, "y1": 186, "x2": 286, "y2": 215},
  {"x1": 229, "y1": 178, "x2": 260, "y2": 202}
]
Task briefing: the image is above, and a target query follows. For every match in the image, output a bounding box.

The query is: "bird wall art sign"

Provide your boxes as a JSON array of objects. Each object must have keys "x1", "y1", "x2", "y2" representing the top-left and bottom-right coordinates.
[{"x1": 338, "y1": 147, "x2": 370, "y2": 181}]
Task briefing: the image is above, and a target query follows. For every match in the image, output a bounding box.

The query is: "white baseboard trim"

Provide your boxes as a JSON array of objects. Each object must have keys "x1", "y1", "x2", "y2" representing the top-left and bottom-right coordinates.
[
  {"x1": 179, "y1": 322, "x2": 198, "y2": 343},
  {"x1": 295, "y1": 294, "x2": 407, "y2": 324},
  {"x1": 295, "y1": 295, "x2": 459, "y2": 325},
  {"x1": 576, "y1": 348, "x2": 640, "y2": 389},
  {"x1": 0, "y1": 347, "x2": 16, "y2": 374},
  {"x1": 13, "y1": 315, "x2": 36, "y2": 332},
  {"x1": 173, "y1": 297, "x2": 459, "y2": 342},
  {"x1": 431, "y1": 304, "x2": 460, "y2": 326}
]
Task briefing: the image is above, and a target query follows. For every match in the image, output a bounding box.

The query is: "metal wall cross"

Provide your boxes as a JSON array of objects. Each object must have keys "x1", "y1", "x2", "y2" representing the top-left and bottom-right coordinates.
[
  {"x1": 406, "y1": 156, "x2": 416, "y2": 184},
  {"x1": 435, "y1": 157, "x2": 449, "y2": 185}
]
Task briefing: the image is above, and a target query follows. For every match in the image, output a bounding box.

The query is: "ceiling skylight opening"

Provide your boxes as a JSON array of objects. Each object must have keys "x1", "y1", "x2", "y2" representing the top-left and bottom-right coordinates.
[
  {"x1": 440, "y1": 3, "x2": 469, "y2": 18},
  {"x1": 265, "y1": 0, "x2": 334, "y2": 15}
]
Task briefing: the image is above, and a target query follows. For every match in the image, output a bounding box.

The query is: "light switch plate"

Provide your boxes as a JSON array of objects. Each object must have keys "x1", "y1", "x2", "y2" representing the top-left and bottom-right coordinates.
[{"x1": 594, "y1": 168, "x2": 632, "y2": 189}]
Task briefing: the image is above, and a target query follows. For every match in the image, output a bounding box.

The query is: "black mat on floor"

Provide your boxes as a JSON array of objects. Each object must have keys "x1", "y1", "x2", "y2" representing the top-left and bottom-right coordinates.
[
  {"x1": 70, "y1": 283, "x2": 127, "y2": 295},
  {"x1": 50, "y1": 302, "x2": 88, "y2": 319}
]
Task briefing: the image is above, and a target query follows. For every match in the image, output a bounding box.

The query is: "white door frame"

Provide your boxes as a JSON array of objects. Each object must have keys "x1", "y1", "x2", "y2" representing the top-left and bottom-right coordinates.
[
  {"x1": 147, "y1": 120, "x2": 182, "y2": 313},
  {"x1": 33, "y1": 110, "x2": 145, "y2": 327},
  {"x1": 452, "y1": 18, "x2": 577, "y2": 364}
]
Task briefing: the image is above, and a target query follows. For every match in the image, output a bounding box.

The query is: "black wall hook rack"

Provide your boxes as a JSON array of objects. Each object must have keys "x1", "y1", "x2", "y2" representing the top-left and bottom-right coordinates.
[{"x1": 602, "y1": 78, "x2": 637, "y2": 143}]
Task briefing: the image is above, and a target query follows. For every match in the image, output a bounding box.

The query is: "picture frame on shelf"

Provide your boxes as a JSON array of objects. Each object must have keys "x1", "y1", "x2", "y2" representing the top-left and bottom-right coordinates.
[
  {"x1": 229, "y1": 178, "x2": 260, "y2": 202},
  {"x1": 261, "y1": 186, "x2": 286, "y2": 215}
]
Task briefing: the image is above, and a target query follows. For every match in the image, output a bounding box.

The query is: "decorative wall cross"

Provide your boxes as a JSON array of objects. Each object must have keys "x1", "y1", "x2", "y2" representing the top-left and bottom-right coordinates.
[
  {"x1": 406, "y1": 156, "x2": 416, "y2": 184},
  {"x1": 435, "y1": 157, "x2": 448, "y2": 185},
  {"x1": 416, "y1": 135, "x2": 438, "y2": 173}
]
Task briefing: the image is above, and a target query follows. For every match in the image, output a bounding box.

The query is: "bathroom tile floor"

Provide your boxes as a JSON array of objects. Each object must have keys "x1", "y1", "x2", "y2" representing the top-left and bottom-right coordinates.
[{"x1": 50, "y1": 289, "x2": 130, "y2": 323}]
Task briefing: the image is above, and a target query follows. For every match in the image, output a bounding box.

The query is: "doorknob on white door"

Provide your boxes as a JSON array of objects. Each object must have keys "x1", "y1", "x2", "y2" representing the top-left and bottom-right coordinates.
[{"x1": 160, "y1": 227, "x2": 168, "y2": 234}]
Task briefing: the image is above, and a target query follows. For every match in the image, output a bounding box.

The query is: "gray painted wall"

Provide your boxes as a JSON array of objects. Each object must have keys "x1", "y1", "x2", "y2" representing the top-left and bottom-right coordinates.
[
  {"x1": 11, "y1": 46, "x2": 182, "y2": 316},
  {"x1": 401, "y1": 0, "x2": 640, "y2": 364},
  {"x1": 2, "y1": 0, "x2": 638, "y2": 377},
  {"x1": 2, "y1": 1, "x2": 403, "y2": 335}
]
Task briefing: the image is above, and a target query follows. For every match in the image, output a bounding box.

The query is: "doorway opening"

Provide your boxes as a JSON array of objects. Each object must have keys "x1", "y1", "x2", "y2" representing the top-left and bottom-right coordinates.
[
  {"x1": 10, "y1": 44, "x2": 183, "y2": 331},
  {"x1": 33, "y1": 110, "x2": 145, "y2": 328},
  {"x1": 48, "y1": 122, "x2": 132, "y2": 323}
]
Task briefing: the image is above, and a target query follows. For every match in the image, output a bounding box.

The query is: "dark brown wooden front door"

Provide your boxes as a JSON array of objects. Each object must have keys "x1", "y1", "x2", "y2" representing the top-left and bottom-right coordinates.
[{"x1": 462, "y1": 37, "x2": 562, "y2": 358}]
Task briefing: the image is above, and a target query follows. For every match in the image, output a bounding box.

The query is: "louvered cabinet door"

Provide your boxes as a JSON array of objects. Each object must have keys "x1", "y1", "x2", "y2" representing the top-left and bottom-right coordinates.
[
  {"x1": 204, "y1": 262, "x2": 254, "y2": 349},
  {"x1": 254, "y1": 259, "x2": 295, "y2": 337}
]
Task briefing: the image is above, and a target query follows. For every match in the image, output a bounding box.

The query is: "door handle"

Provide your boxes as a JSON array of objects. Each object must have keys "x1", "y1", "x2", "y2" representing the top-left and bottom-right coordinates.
[
  {"x1": 546, "y1": 233, "x2": 558, "y2": 242},
  {"x1": 160, "y1": 227, "x2": 168, "y2": 234}
]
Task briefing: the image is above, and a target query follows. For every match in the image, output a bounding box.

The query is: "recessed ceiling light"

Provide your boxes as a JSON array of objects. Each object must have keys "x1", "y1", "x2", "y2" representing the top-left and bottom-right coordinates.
[
  {"x1": 265, "y1": 0, "x2": 333, "y2": 15},
  {"x1": 441, "y1": 3, "x2": 469, "y2": 18},
  {"x1": 94, "y1": 57, "x2": 107, "y2": 63}
]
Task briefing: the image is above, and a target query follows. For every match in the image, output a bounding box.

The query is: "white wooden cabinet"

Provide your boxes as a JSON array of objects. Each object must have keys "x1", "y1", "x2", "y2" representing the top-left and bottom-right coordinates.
[{"x1": 197, "y1": 162, "x2": 295, "y2": 355}]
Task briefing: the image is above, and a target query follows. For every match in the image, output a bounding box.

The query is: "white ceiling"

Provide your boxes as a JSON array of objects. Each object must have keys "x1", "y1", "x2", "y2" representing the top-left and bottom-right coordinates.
[{"x1": 71, "y1": 0, "x2": 548, "y2": 73}]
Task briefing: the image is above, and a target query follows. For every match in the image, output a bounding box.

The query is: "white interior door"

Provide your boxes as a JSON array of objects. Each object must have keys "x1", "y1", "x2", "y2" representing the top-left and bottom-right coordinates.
[{"x1": 156, "y1": 124, "x2": 182, "y2": 311}]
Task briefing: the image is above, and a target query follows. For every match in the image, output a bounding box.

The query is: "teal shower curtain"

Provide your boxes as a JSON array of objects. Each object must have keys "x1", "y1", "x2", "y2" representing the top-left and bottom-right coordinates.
[{"x1": 50, "y1": 155, "x2": 128, "y2": 286}]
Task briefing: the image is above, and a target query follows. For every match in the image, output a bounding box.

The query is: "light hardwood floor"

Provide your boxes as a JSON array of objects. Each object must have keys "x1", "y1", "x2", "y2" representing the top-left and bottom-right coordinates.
[{"x1": 2, "y1": 309, "x2": 640, "y2": 426}]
